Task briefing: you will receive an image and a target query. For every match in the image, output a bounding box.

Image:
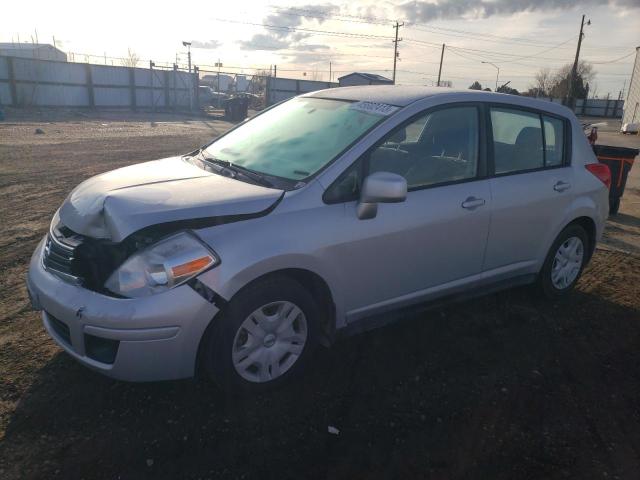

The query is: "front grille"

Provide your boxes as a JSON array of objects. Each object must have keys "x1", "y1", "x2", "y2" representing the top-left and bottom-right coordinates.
[
  {"x1": 43, "y1": 235, "x2": 74, "y2": 274},
  {"x1": 48, "y1": 313, "x2": 72, "y2": 346},
  {"x1": 42, "y1": 218, "x2": 84, "y2": 284}
]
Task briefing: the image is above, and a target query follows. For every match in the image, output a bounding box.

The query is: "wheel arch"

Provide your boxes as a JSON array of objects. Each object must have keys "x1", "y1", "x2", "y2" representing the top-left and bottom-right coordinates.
[
  {"x1": 195, "y1": 267, "x2": 336, "y2": 376},
  {"x1": 566, "y1": 215, "x2": 597, "y2": 261}
]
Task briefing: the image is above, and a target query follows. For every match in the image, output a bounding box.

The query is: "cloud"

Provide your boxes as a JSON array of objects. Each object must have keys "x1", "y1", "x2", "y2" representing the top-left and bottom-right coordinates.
[
  {"x1": 191, "y1": 40, "x2": 222, "y2": 49},
  {"x1": 398, "y1": 0, "x2": 640, "y2": 22},
  {"x1": 291, "y1": 43, "x2": 330, "y2": 51},
  {"x1": 287, "y1": 52, "x2": 333, "y2": 64},
  {"x1": 238, "y1": 34, "x2": 289, "y2": 51},
  {"x1": 238, "y1": 3, "x2": 339, "y2": 51}
]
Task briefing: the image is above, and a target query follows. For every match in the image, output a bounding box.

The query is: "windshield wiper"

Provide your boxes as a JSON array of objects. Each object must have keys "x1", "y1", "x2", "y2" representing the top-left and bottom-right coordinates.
[{"x1": 200, "y1": 155, "x2": 274, "y2": 188}]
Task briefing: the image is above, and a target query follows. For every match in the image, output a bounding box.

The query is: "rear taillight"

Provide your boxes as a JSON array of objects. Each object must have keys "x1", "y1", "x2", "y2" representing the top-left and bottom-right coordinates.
[{"x1": 586, "y1": 163, "x2": 611, "y2": 189}]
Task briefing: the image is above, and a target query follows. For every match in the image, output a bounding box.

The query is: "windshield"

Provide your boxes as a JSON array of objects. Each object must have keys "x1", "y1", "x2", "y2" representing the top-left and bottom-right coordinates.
[{"x1": 203, "y1": 97, "x2": 387, "y2": 181}]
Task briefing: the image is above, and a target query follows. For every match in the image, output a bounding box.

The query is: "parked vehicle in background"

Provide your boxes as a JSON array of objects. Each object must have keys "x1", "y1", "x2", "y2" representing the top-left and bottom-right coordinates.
[
  {"x1": 27, "y1": 86, "x2": 610, "y2": 392},
  {"x1": 198, "y1": 86, "x2": 229, "y2": 108}
]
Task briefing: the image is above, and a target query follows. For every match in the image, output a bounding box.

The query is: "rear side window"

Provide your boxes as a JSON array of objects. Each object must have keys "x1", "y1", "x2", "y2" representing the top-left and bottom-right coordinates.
[
  {"x1": 490, "y1": 108, "x2": 544, "y2": 174},
  {"x1": 543, "y1": 115, "x2": 565, "y2": 167},
  {"x1": 490, "y1": 107, "x2": 567, "y2": 174}
]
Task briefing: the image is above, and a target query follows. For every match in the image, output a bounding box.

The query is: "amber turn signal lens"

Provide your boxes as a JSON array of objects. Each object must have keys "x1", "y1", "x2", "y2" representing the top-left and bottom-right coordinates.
[{"x1": 171, "y1": 256, "x2": 214, "y2": 278}]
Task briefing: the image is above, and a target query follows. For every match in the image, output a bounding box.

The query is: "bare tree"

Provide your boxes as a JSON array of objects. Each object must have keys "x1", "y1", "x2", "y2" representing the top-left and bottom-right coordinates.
[
  {"x1": 555, "y1": 60, "x2": 595, "y2": 85},
  {"x1": 121, "y1": 48, "x2": 140, "y2": 68},
  {"x1": 549, "y1": 60, "x2": 596, "y2": 99},
  {"x1": 531, "y1": 68, "x2": 552, "y2": 97}
]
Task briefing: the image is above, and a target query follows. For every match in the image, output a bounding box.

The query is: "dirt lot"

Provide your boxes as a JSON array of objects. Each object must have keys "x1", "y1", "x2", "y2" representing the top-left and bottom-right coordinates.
[{"x1": 1, "y1": 111, "x2": 640, "y2": 480}]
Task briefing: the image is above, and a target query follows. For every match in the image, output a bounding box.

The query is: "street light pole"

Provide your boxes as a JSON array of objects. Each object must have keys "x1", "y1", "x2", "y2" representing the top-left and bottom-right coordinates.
[{"x1": 482, "y1": 61, "x2": 500, "y2": 91}]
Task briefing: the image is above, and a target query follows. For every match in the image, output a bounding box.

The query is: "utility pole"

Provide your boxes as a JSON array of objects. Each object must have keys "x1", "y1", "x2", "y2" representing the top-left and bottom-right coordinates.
[
  {"x1": 274, "y1": 64, "x2": 277, "y2": 78},
  {"x1": 215, "y1": 59, "x2": 222, "y2": 93},
  {"x1": 182, "y1": 41, "x2": 192, "y2": 73},
  {"x1": 392, "y1": 21, "x2": 403, "y2": 84},
  {"x1": 568, "y1": 14, "x2": 590, "y2": 107},
  {"x1": 329, "y1": 61, "x2": 332, "y2": 83},
  {"x1": 437, "y1": 44, "x2": 445, "y2": 87}
]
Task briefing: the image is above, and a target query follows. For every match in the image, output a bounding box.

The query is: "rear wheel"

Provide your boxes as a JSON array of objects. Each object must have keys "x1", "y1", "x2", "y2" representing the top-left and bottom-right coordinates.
[
  {"x1": 204, "y1": 276, "x2": 319, "y2": 392},
  {"x1": 538, "y1": 225, "x2": 588, "y2": 299}
]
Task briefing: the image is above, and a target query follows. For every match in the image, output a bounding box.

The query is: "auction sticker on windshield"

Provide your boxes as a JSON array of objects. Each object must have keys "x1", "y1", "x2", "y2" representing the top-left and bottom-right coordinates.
[{"x1": 349, "y1": 101, "x2": 399, "y2": 116}]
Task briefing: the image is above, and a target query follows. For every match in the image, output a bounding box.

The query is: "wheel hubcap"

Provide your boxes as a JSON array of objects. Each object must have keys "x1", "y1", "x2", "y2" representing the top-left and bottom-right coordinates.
[
  {"x1": 232, "y1": 301, "x2": 308, "y2": 383},
  {"x1": 263, "y1": 334, "x2": 276, "y2": 348},
  {"x1": 551, "y1": 236, "x2": 584, "y2": 290}
]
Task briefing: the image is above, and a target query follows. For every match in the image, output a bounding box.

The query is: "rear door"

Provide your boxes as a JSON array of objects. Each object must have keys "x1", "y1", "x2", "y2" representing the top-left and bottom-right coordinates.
[
  {"x1": 323, "y1": 104, "x2": 492, "y2": 319},
  {"x1": 484, "y1": 106, "x2": 574, "y2": 276}
]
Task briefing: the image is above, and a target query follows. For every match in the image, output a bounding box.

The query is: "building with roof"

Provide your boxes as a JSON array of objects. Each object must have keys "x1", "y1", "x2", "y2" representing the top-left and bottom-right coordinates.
[
  {"x1": 0, "y1": 43, "x2": 67, "y2": 62},
  {"x1": 338, "y1": 72, "x2": 393, "y2": 87},
  {"x1": 201, "y1": 74, "x2": 234, "y2": 92},
  {"x1": 622, "y1": 46, "x2": 640, "y2": 127}
]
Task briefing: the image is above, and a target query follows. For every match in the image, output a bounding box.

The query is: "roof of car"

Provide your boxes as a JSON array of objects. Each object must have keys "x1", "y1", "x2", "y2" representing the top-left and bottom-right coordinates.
[{"x1": 304, "y1": 85, "x2": 574, "y2": 118}]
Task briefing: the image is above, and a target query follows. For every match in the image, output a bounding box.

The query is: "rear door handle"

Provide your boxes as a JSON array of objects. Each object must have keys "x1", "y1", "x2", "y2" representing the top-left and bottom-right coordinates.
[
  {"x1": 461, "y1": 197, "x2": 486, "y2": 210},
  {"x1": 554, "y1": 181, "x2": 571, "y2": 192}
]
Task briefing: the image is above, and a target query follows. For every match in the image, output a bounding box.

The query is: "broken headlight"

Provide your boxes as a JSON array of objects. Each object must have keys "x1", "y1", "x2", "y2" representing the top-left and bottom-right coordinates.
[{"x1": 105, "y1": 232, "x2": 218, "y2": 298}]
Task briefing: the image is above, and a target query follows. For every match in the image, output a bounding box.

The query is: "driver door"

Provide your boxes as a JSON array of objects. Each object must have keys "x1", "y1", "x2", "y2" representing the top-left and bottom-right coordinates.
[{"x1": 324, "y1": 104, "x2": 492, "y2": 321}]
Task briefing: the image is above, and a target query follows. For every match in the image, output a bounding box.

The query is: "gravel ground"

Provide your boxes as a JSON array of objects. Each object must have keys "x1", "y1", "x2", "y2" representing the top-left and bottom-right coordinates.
[{"x1": 1, "y1": 112, "x2": 640, "y2": 480}]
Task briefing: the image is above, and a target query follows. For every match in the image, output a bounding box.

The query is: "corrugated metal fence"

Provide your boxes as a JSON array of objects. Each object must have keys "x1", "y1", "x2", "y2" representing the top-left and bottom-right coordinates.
[
  {"x1": 544, "y1": 97, "x2": 624, "y2": 118},
  {"x1": 266, "y1": 77, "x2": 337, "y2": 106},
  {"x1": 0, "y1": 55, "x2": 196, "y2": 110}
]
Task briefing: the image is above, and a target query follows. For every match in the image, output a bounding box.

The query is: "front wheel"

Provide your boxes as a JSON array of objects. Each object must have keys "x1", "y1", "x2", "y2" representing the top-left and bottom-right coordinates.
[
  {"x1": 538, "y1": 224, "x2": 588, "y2": 299},
  {"x1": 203, "y1": 276, "x2": 319, "y2": 392}
]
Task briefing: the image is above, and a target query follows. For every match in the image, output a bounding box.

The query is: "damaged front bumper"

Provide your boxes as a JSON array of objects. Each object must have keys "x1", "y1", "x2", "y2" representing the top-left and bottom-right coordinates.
[{"x1": 27, "y1": 236, "x2": 220, "y2": 381}]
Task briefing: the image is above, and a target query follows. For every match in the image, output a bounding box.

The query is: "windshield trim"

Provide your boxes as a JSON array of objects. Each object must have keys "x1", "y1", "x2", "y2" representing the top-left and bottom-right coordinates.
[{"x1": 198, "y1": 97, "x2": 397, "y2": 185}]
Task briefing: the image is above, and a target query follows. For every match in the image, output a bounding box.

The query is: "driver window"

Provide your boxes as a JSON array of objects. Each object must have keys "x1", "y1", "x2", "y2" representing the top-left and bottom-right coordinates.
[{"x1": 368, "y1": 106, "x2": 479, "y2": 189}]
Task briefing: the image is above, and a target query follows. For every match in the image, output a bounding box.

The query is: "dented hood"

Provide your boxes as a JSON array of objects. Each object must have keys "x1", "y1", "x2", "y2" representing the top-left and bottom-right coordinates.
[{"x1": 59, "y1": 156, "x2": 283, "y2": 242}]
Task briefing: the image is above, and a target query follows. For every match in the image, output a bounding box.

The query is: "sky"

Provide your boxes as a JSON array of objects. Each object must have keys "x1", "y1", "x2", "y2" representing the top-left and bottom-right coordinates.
[{"x1": 2, "y1": 0, "x2": 639, "y2": 96}]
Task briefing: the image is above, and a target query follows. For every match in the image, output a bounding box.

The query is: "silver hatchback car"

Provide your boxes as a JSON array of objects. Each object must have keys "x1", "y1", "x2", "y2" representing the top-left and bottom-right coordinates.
[{"x1": 27, "y1": 86, "x2": 610, "y2": 391}]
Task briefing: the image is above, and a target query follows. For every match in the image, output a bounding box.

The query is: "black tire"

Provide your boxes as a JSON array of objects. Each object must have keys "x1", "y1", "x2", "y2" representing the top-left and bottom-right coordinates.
[
  {"x1": 609, "y1": 197, "x2": 621, "y2": 215},
  {"x1": 538, "y1": 224, "x2": 589, "y2": 299},
  {"x1": 203, "y1": 275, "x2": 319, "y2": 393}
]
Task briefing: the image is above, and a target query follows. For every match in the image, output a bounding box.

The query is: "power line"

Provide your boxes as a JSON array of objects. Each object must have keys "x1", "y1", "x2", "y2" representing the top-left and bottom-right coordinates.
[
  {"x1": 268, "y1": 7, "x2": 390, "y2": 26},
  {"x1": 589, "y1": 50, "x2": 638, "y2": 64},
  {"x1": 268, "y1": 6, "x2": 391, "y2": 25},
  {"x1": 406, "y1": 24, "x2": 568, "y2": 49},
  {"x1": 210, "y1": 18, "x2": 394, "y2": 40},
  {"x1": 440, "y1": 38, "x2": 577, "y2": 63},
  {"x1": 269, "y1": 6, "x2": 633, "y2": 51}
]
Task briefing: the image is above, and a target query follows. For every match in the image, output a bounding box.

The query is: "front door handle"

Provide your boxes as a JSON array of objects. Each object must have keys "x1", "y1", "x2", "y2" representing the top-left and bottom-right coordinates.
[
  {"x1": 461, "y1": 196, "x2": 486, "y2": 210},
  {"x1": 554, "y1": 181, "x2": 571, "y2": 192}
]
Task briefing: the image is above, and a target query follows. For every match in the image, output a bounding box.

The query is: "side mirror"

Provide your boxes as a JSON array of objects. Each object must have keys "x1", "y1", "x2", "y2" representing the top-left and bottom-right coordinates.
[{"x1": 357, "y1": 172, "x2": 407, "y2": 220}]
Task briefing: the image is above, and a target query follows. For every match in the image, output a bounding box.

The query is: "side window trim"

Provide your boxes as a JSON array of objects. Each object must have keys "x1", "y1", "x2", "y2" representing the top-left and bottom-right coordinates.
[
  {"x1": 323, "y1": 101, "x2": 487, "y2": 204},
  {"x1": 486, "y1": 102, "x2": 571, "y2": 177},
  {"x1": 543, "y1": 114, "x2": 571, "y2": 167},
  {"x1": 539, "y1": 114, "x2": 548, "y2": 167}
]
